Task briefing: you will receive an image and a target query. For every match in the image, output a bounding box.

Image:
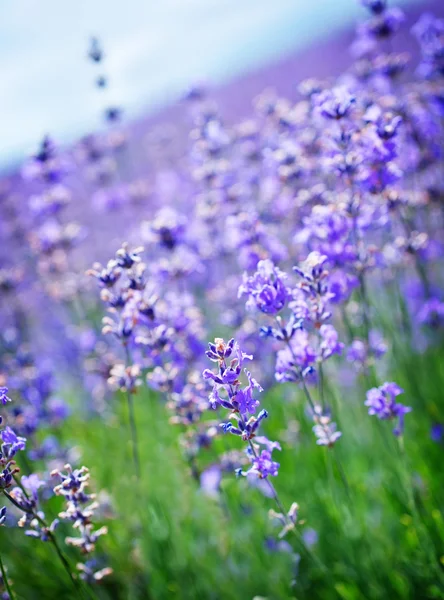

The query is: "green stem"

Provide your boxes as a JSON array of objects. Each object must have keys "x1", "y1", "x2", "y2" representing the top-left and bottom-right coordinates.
[
  {"x1": 126, "y1": 388, "x2": 141, "y2": 480},
  {"x1": 0, "y1": 553, "x2": 15, "y2": 600},
  {"x1": 332, "y1": 449, "x2": 351, "y2": 502},
  {"x1": 318, "y1": 361, "x2": 325, "y2": 410},
  {"x1": 124, "y1": 344, "x2": 141, "y2": 481},
  {"x1": 3, "y1": 490, "x2": 91, "y2": 599},
  {"x1": 341, "y1": 304, "x2": 354, "y2": 343}
]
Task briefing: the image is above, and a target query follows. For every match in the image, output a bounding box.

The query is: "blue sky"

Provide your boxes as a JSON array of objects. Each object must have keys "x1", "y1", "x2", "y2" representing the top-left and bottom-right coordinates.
[{"x1": 0, "y1": 0, "x2": 424, "y2": 167}]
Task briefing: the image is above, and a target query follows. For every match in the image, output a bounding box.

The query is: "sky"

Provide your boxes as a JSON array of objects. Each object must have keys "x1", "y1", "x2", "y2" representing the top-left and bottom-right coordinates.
[{"x1": 0, "y1": 0, "x2": 424, "y2": 167}]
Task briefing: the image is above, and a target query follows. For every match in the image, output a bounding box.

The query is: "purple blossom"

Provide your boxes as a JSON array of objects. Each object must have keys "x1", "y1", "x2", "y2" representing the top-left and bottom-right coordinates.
[
  {"x1": 248, "y1": 448, "x2": 280, "y2": 478},
  {"x1": 1, "y1": 427, "x2": 26, "y2": 458},
  {"x1": 203, "y1": 339, "x2": 279, "y2": 483},
  {"x1": 431, "y1": 423, "x2": 444, "y2": 443},
  {"x1": 302, "y1": 528, "x2": 319, "y2": 547},
  {"x1": 312, "y1": 405, "x2": 342, "y2": 447},
  {"x1": 275, "y1": 330, "x2": 316, "y2": 383},
  {"x1": 361, "y1": 7, "x2": 405, "y2": 39},
  {"x1": 417, "y1": 298, "x2": 444, "y2": 327},
  {"x1": 314, "y1": 87, "x2": 356, "y2": 120},
  {"x1": 203, "y1": 339, "x2": 262, "y2": 422},
  {"x1": 361, "y1": 0, "x2": 386, "y2": 15},
  {"x1": 235, "y1": 370, "x2": 262, "y2": 416},
  {"x1": 365, "y1": 382, "x2": 411, "y2": 435},
  {"x1": 21, "y1": 474, "x2": 45, "y2": 500},
  {"x1": 200, "y1": 465, "x2": 222, "y2": 497},
  {"x1": 0, "y1": 388, "x2": 11, "y2": 406},
  {"x1": 412, "y1": 13, "x2": 444, "y2": 79},
  {"x1": 238, "y1": 259, "x2": 290, "y2": 314},
  {"x1": 328, "y1": 270, "x2": 359, "y2": 304},
  {"x1": 319, "y1": 325, "x2": 344, "y2": 361}
]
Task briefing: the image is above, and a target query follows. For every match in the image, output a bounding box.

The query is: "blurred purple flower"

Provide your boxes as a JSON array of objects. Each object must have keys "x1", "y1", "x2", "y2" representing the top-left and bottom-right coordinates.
[{"x1": 365, "y1": 382, "x2": 411, "y2": 435}]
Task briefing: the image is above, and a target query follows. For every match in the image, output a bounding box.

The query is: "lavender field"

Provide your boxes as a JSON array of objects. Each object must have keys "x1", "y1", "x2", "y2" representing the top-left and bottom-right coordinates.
[{"x1": 1, "y1": 1, "x2": 444, "y2": 598}]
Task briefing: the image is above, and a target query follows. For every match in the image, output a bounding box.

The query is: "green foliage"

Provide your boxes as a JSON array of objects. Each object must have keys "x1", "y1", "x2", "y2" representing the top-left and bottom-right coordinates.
[{"x1": 2, "y1": 342, "x2": 444, "y2": 600}]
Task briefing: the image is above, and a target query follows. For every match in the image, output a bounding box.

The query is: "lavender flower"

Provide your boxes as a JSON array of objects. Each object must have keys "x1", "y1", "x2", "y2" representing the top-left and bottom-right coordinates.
[
  {"x1": 1, "y1": 427, "x2": 26, "y2": 458},
  {"x1": 238, "y1": 260, "x2": 290, "y2": 314},
  {"x1": 417, "y1": 298, "x2": 444, "y2": 327},
  {"x1": 312, "y1": 405, "x2": 342, "y2": 447},
  {"x1": 51, "y1": 464, "x2": 111, "y2": 579},
  {"x1": 0, "y1": 390, "x2": 10, "y2": 406},
  {"x1": 365, "y1": 382, "x2": 411, "y2": 435},
  {"x1": 203, "y1": 338, "x2": 280, "y2": 477},
  {"x1": 314, "y1": 87, "x2": 356, "y2": 120},
  {"x1": 431, "y1": 423, "x2": 444, "y2": 443},
  {"x1": 275, "y1": 330, "x2": 316, "y2": 383},
  {"x1": 269, "y1": 502, "x2": 300, "y2": 538},
  {"x1": 245, "y1": 438, "x2": 281, "y2": 478}
]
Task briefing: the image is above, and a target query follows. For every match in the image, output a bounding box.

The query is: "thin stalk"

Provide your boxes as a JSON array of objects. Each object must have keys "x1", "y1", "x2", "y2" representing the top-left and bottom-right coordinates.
[
  {"x1": 0, "y1": 553, "x2": 15, "y2": 600},
  {"x1": 358, "y1": 271, "x2": 372, "y2": 345},
  {"x1": 278, "y1": 324, "x2": 317, "y2": 413},
  {"x1": 126, "y1": 388, "x2": 141, "y2": 480},
  {"x1": 318, "y1": 360, "x2": 325, "y2": 410},
  {"x1": 3, "y1": 490, "x2": 92, "y2": 600},
  {"x1": 340, "y1": 304, "x2": 354, "y2": 343},
  {"x1": 289, "y1": 527, "x2": 328, "y2": 575},
  {"x1": 399, "y1": 209, "x2": 432, "y2": 300},
  {"x1": 243, "y1": 419, "x2": 327, "y2": 572},
  {"x1": 332, "y1": 449, "x2": 351, "y2": 502},
  {"x1": 124, "y1": 344, "x2": 141, "y2": 480},
  {"x1": 223, "y1": 357, "x2": 327, "y2": 572}
]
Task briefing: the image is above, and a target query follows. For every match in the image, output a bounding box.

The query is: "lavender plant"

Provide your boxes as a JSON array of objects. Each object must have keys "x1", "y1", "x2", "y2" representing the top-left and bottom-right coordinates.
[{"x1": 1, "y1": 0, "x2": 444, "y2": 597}]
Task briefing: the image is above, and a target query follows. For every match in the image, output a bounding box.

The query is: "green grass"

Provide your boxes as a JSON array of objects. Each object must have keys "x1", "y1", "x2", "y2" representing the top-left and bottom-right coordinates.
[{"x1": 3, "y1": 334, "x2": 444, "y2": 600}]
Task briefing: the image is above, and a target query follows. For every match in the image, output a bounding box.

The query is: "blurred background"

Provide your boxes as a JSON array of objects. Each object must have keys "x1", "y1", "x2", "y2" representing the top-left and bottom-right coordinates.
[{"x1": 0, "y1": 0, "x2": 435, "y2": 171}]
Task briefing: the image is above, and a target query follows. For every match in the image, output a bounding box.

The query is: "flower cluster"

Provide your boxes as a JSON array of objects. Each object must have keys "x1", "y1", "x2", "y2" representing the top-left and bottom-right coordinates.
[
  {"x1": 203, "y1": 338, "x2": 280, "y2": 479},
  {"x1": 51, "y1": 464, "x2": 110, "y2": 582},
  {"x1": 0, "y1": 387, "x2": 25, "y2": 521}
]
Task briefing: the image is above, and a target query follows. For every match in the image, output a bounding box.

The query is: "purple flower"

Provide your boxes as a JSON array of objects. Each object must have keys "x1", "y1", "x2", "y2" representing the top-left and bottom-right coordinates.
[
  {"x1": 312, "y1": 408, "x2": 342, "y2": 446},
  {"x1": 0, "y1": 466, "x2": 14, "y2": 490},
  {"x1": 203, "y1": 339, "x2": 272, "y2": 446},
  {"x1": 365, "y1": 382, "x2": 411, "y2": 435},
  {"x1": 319, "y1": 325, "x2": 344, "y2": 361},
  {"x1": 364, "y1": 105, "x2": 403, "y2": 141},
  {"x1": 249, "y1": 449, "x2": 280, "y2": 478},
  {"x1": 347, "y1": 339, "x2": 367, "y2": 364},
  {"x1": 412, "y1": 13, "x2": 444, "y2": 79},
  {"x1": 302, "y1": 528, "x2": 319, "y2": 547},
  {"x1": 203, "y1": 340, "x2": 256, "y2": 407},
  {"x1": 241, "y1": 437, "x2": 281, "y2": 479},
  {"x1": 1, "y1": 427, "x2": 26, "y2": 457},
  {"x1": 347, "y1": 331, "x2": 387, "y2": 367},
  {"x1": 238, "y1": 259, "x2": 290, "y2": 314},
  {"x1": 369, "y1": 331, "x2": 388, "y2": 359},
  {"x1": 200, "y1": 465, "x2": 222, "y2": 497},
  {"x1": 0, "y1": 388, "x2": 11, "y2": 406},
  {"x1": 275, "y1": 330, "x2": 316, "y2": 383},
  {"x1": 328, "y1": 270, "x2": 359, "y2": 304},
  {"x1": 361, "y1": 7, "x2": 405, "y2": 39},
  {"x1": 21, "y1": 474, "x2": 45, "y2": 500},
  {"x1": 361, "y1": 0, "x2": 386, "y2": 15},
  {"x1": 254, "y1": 437, "x2": 282, "y2": 453},
  {"x1": 314, "y1": 87, "x2": 356, "y2": 120},
  {"x1": 431, "y1": 423, "x2": 444, "y2": 443},
  {"x1": 235, "y1": 370, "x2": 262, "y2": 416},
  {"x1": 417, "y1": 298, "x2": 444, "y2": 327}
]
